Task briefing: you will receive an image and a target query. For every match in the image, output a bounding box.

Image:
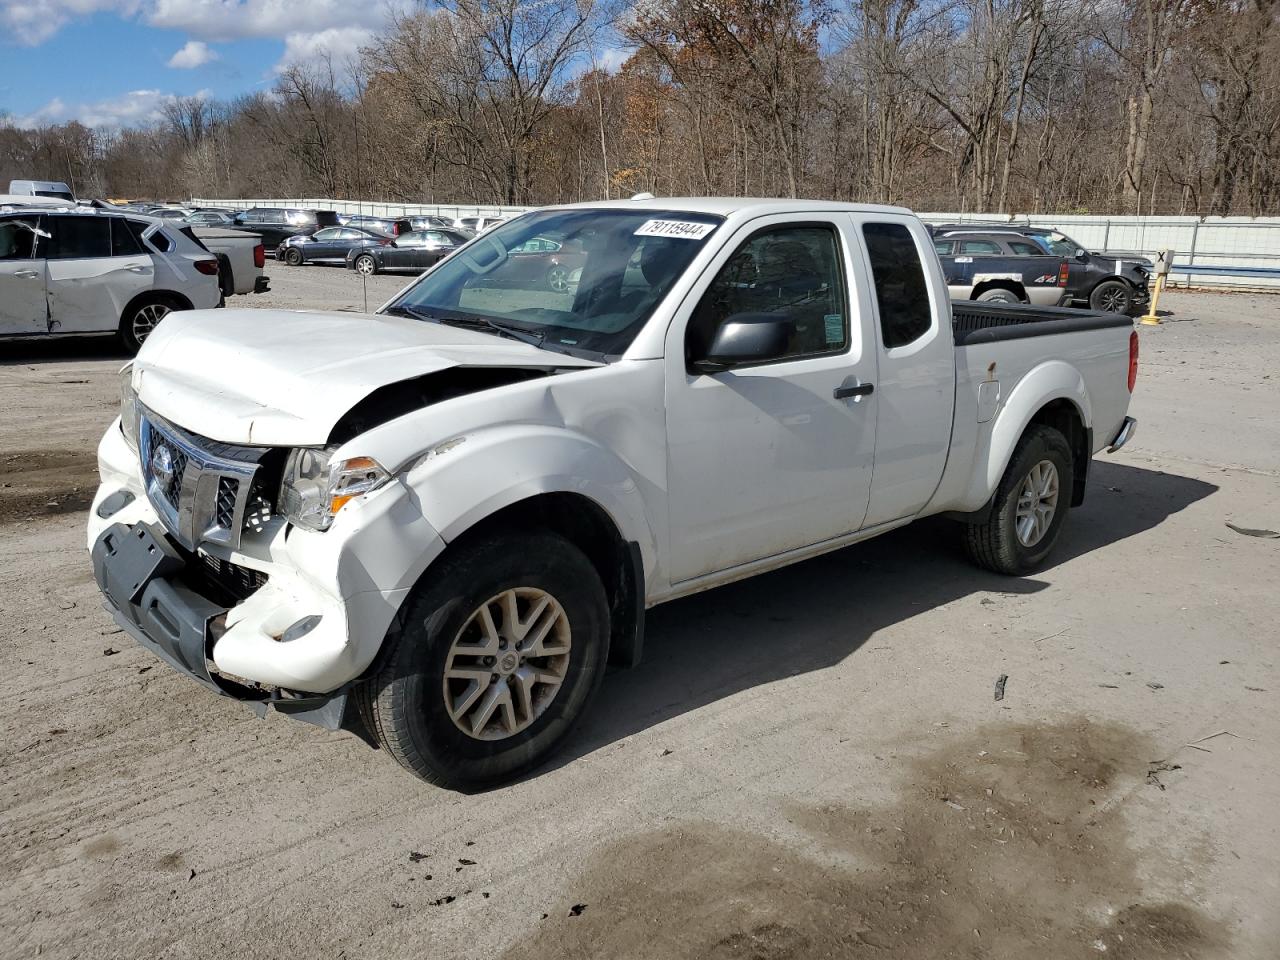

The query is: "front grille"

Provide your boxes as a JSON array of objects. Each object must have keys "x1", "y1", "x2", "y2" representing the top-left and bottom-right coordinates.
[
  {"x1": 139, "y1": 409, "x2": 271, "y2": 551},
  {"x1": 199, "y1": 552, "x2": 269, "y2": 604},
  {"x1": 215, "y1": 477, "x2": 240, "y2": 530}
]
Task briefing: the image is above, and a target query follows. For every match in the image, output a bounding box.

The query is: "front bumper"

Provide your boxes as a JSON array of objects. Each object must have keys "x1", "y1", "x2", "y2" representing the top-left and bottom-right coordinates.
[
  {"x1": 87, "y1": 421, "x2": 445, "y2": 720},
  {"x1": 90, "y1": 520, "x2": 348, "y2": 728}
]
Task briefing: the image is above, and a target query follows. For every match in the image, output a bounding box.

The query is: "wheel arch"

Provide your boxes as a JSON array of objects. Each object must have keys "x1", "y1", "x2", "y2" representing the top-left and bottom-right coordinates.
[
  {"x1": 952, "y1": 360, "x2": 1093, "y2": 516},
  {"x1": 441, "y1": 492, "x2": 646, "y2": 668},
  {"x1": 120, "y1": 288, "x2": 194, "y2": 325},
  {"x1": 972, "y1": 279, "x2": 1027, "y2": 301}
]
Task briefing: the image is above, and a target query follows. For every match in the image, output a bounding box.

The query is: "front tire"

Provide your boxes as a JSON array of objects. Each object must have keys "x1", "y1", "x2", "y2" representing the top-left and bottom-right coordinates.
[
  {"x1": 1090, "y1": 279, "x2": 1132, "y2": 313},
  {"x1": 358, "y1": 532, "x2": 610, "y2": 789},
  {"x1": 964, "y1": 425, "x2": 1074, "y2": 575},
  {"x1": 354, "y1": 254, "x2": 378, "y2": 276},
  {"x1": 283, "y1": 247, "x2": 304, "y2": 266}
]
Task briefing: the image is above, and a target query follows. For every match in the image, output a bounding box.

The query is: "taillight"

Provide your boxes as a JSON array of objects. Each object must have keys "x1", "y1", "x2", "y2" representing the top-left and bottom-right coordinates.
[
  {"x1": 1128, "y1": 330, "x2": 1139, "y2": 392},
  {"x1": 1058, "y1": 261, "x2": 1070, "y2": 287},
  {"x1": 194, "y1": 258, "x2": 219, "y2": 276},
  {"x1": 253, "y1": 243, "x2": 265, "y2": 268},
  {"x1": 379, "y1": 237, "x2": 392, "y2": 245}
]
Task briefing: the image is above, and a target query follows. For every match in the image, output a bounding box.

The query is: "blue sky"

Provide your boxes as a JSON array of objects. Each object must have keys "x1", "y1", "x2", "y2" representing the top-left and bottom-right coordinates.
[{"x1": 0, "y1": 1, "x2": 407, "y2": 128}]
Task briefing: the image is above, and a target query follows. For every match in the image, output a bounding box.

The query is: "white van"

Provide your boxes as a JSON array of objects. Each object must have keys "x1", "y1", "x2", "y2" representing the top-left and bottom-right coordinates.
[
  {"x1": 8, "y1": 180, "x2": 75, "y2": 202},
  {"x1": 0, "y1": 208, "x2": 221, "y2": 352}
]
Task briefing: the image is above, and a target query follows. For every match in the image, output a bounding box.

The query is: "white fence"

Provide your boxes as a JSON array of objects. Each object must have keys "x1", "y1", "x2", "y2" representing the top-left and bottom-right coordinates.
[{"x1": 195, "y1": 199, "x2": 1280, "y2": 291}]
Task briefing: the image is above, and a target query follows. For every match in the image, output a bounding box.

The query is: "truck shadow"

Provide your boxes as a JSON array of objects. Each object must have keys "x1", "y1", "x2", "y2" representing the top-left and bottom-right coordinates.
[{"x1": 544, "y1": 459, "x2": 1217, "y2": 774}]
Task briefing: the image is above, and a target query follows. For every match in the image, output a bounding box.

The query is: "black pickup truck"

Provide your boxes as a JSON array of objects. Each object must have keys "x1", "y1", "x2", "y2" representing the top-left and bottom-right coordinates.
[{"x1": 931, "y1": 224, "x2": 1150, "y2": 315}]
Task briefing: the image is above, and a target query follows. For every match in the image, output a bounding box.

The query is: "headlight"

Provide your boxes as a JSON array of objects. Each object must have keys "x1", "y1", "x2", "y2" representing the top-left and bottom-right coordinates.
[
  {"x1": 119, "y1": 363, "x2": 140, "y2": 451},
  {"x1": 278, "y1": 447, "x2": 391, "y2": 532}
]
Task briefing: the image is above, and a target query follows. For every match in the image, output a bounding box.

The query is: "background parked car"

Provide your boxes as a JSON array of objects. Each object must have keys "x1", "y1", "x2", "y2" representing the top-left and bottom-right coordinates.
[
  {"x1": 7, "y1": 179, "x2": 75, "y2": 201},
  {"x1": 930, "y1": 229, "x2": 1071, "y2": 306},
  {"x1": 930, "y1": 223, "x2": 1151, "y2": 313},
  {"x1": 185, "y1": 211, "x2": 236, "y2": 226},
  {"x1": 341, "y1": 215, "x2": 412, "y2": 237},
  {"x1": 228, "y1": 207, "x2": 339, "y2": 251},
  {"x1": 278, "y1": 226, "x2": 389, "y2": 266},
  {"x1": 409, "y1": 215, "x2": 460, "y2": 231},
  {"x1": 453, "y1": 215, "x2": 508, "y2": 234},
  {"x1": 0, "y1": 208, "x2": 220, "y2": 352},
  {"x1": 346, "y1": 228, "x2": 471, "y2": 275}
]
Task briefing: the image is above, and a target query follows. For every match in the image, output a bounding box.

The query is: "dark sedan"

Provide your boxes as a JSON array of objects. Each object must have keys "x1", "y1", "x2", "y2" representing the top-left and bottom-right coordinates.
[
  {"x1": 346, "y1": 229, "x2": 470, "y2": 275},
  {"x1": 494, "y1": 236, "x2": 587, "y2": 291},
  {"x1": 278, "y1": 226, "x2": 389, "y2": 266}
]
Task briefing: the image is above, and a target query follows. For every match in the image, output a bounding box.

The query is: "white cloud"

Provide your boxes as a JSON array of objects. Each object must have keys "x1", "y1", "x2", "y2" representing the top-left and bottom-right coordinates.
[
  {"x1": 2, "y1": 0, "x2": 138, "y2": 46},
  {"x1": 14, "y1": 88, "x2": 208, "y2": 129},
  {"x1": 597, "y1": 47, "x2": 629, "y2": 72},
  {"x1": 147, "y1": 0, "x2": 407, "y2": 43},
  {"x1": 275, "y1": 26, "x2": 375, "y2": 72},
  {"x1": 166, "y1": 39, "x2": 217, "y2": 68}
]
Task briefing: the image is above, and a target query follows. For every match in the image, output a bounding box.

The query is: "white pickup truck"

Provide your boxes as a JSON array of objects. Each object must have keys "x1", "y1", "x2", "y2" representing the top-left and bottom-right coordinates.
[
  {"x1": 190, "y1": 227, "x2": 270, "y2": 298},
  {"x1": 88, "y1": 198, "x2": 1137, "y2": 788}
]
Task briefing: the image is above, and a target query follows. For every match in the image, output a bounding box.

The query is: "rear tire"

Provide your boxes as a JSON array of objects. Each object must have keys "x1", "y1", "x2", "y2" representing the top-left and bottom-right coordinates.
[
  {"x1": 119, "y1": 295, "x2": 181, "y2": 354},
  {"x1": 1089, "y1": 279, "x2": 1132, "y2": 313},
  {"x1": 976, "y1": 288, "x2": 1022, "y2": 304},
  {"x1": 964, "y1": 425, "x2": 1074, "y2": 575},
  {"x1": 283, "y1": 247, "x2": 304, "y2": 266},
  {"x1": 357, "y1": 532, "x2": 610, "y2": 789}
]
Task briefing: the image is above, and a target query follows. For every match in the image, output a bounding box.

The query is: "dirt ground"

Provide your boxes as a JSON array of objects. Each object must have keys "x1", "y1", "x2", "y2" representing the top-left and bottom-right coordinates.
[{"x1": 1, "y1": 264, "x2": 1278, "y2": 959}]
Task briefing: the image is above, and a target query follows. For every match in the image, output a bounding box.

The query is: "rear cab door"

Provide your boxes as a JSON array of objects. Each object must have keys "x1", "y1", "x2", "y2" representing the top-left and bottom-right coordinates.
[
  {"x1": 45, "y1": 215, "x2": 152, "y2": 334},
  {"x1": 851, "y1": 215, "x2": 956, "y2": 526},
  {"x1": 0, "y1": 215, "x2": 48, "y2": 335}
]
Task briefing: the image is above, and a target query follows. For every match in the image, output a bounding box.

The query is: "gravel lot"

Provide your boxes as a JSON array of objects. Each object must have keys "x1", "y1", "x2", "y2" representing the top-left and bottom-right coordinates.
[{"x1": 2, "y1": 263, "x2": 1278, "y2": 959}]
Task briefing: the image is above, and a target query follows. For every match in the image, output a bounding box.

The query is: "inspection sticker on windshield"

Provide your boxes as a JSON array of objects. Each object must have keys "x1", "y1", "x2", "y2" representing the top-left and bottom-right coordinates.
[{"x1": 634, "y1": 219, "x2": 715, "y2": 240}]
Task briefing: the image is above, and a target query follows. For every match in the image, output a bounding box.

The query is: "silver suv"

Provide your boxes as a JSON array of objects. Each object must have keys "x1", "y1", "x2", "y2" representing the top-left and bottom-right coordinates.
[{"x1": 0, "y1": 209, "x2": 221, "y2": 353}]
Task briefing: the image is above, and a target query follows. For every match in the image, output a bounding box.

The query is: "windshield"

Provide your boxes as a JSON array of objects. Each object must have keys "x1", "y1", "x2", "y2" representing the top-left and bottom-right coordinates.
[
  {"x1": 383, "y1": 208, "x2": 723, "y2": 357},
  {"x1": 1035, "y1": 232, "x2": 1080, "y2": 257}
]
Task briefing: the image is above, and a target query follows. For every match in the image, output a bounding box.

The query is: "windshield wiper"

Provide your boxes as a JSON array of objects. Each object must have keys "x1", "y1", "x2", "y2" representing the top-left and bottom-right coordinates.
[{"x1": 384, "y1": 303, "x2": 546, "y2": 349}]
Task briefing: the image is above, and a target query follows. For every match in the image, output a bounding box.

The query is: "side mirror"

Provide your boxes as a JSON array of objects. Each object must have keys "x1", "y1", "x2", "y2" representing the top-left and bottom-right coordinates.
[
  {"x1": 691, "y1": 313, "x2": 792, "y2": 373},
  {"x1": 1075, "y1": 248, "x2": 1087, "y2": 261}
]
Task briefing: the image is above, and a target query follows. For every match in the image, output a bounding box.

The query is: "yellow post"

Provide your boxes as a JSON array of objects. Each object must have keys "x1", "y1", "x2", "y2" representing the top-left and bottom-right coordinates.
[{"x1": 1140, "y1": 274, "x2": 1165, "y2": 325}]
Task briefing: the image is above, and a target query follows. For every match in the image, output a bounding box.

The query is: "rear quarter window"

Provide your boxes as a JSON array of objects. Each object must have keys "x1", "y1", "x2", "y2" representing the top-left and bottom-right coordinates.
[{"x1": 862, "y1": 222, "x2": 933, "y2": 349}]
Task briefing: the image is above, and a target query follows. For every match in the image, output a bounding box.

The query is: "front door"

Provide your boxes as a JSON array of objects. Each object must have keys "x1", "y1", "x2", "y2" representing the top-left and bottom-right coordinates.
[
  {"x1": 0, "y1": 216, "x2": 48, "y2": 335},
  {"x1": 665, "y1": 217, "x2": 879, "y2": 583}
]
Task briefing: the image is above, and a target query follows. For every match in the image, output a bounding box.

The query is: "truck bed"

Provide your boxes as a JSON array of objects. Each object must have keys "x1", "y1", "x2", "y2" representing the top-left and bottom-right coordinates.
[{"x1": 952, "y1": 302, "x2": 1133, "y2": 345}]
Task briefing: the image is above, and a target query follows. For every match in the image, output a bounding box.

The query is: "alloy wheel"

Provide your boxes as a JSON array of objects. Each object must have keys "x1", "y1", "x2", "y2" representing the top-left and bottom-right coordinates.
[
  {"x1": 442, "y1": 588, "x2": 571, "y2": 741},
  {"x1": 132, "y1": 302, "x2": 171, "y2": 345},
  {"x1": 1015, "y1": 459, "x2": 1059, "y2": 547}
]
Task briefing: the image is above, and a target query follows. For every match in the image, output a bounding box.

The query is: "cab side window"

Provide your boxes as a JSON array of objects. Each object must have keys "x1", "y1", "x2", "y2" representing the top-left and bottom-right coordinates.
[
  {"x1": 687, "y1": 225, "x2": 848, "y2": 365},
  {"x1": 0, "y1": 218, "x2": 39, "y2": 260},
  {"x1": 1009, "y1": 240, "x2": 1043, "y2": 256},
  {"x1": 862, "y1": 222, "x2": 933, "y2": 349},
  {"x1": 46, "y1": 216, "x2": 110, "y2": 260},
  {"x1": 959, "y1": 239, "x2": 1001, "y2": 255}
]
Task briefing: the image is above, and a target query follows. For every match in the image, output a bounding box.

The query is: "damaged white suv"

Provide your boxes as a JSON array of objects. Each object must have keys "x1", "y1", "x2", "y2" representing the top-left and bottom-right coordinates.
[{"x1": 88, "y1": 198, "x2": 1137, "y2": 787}]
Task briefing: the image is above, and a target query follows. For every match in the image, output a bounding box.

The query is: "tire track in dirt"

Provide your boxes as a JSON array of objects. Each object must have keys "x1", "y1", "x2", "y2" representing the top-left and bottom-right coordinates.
[{"x1": 0, "y1": 449, "x2": 99, "y2": 526}]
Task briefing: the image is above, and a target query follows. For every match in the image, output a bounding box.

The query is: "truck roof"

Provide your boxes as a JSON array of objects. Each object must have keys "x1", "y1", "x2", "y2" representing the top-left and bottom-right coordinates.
[{"x1": 551, "y1": 196, "x2": 915, "y2": 218}]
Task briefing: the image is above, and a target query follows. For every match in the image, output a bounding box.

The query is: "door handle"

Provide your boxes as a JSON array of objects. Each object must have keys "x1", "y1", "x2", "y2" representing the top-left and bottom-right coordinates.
[
  {"x1": 834, "y1": 381, "x2": 875, "y2": 400},
  {"x1": 14, "y1": 269, "x2": 39, "y2": 279}
]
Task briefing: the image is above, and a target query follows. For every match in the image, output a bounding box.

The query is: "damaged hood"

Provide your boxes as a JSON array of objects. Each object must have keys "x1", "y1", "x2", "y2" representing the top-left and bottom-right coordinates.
[{"x1": 133, "y1": 308, "x2": 600, "y2": 446}]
